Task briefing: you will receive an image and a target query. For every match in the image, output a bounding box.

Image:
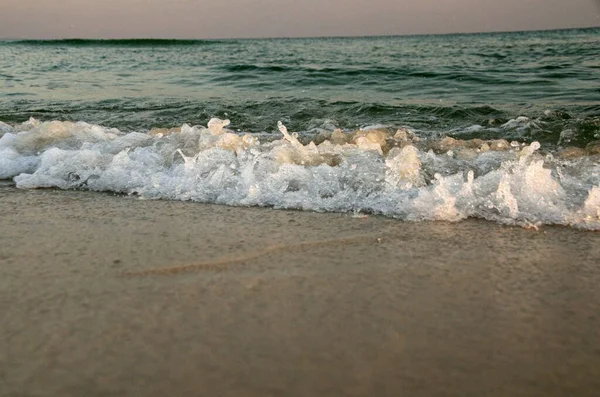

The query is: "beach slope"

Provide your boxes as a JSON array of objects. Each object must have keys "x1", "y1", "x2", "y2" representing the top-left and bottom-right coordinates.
[{"x1": 1, "y1": 186, "x2": 600, "y2": 396}]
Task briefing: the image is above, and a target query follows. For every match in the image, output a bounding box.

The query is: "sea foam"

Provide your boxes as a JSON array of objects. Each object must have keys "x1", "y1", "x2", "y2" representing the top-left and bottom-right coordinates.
[{"x1": 1, "y1": 118, "x2": 599, "y2": 230}]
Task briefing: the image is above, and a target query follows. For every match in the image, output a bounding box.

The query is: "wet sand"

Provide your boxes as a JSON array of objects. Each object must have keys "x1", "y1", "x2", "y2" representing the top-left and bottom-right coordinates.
[{"x1": 1, "y1": 185, "x2": 600, "y2": 397}]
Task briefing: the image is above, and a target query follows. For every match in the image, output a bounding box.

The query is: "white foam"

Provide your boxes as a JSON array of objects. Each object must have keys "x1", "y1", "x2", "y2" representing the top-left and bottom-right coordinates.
[
  {"x1": 1, "y1": 118, "x2": 599, "y2": 230},
  {"x1": 0, "y1": 120, "x2": 13, "y2": 136}
]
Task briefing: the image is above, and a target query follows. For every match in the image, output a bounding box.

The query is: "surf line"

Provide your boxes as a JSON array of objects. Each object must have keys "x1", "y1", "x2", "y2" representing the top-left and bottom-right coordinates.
[{"x1": 119, "y1": 232, "x2": 391, "y2": 277}]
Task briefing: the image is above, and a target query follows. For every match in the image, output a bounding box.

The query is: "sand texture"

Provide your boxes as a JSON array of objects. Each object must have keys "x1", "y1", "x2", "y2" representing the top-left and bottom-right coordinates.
[{"x1": 1, "y1": 186, "x2": 600, "y2": 397}]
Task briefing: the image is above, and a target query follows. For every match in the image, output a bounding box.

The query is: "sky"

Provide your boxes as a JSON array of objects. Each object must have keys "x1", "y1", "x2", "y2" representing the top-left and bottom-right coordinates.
[{"x1": 1, "y1": 0, "x2": 599, "y2": 39}]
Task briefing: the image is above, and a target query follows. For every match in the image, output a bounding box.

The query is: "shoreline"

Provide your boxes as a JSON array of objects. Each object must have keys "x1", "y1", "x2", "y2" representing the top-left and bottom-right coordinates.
[{"x1": 2, "y1": 186, "x2": 600, "y2": 396}]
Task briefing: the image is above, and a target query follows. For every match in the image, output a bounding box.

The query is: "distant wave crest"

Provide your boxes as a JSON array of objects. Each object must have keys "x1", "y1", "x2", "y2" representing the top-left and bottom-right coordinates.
[{"x1": 2, "y1": 38, "x2": 231, "y2": 46}]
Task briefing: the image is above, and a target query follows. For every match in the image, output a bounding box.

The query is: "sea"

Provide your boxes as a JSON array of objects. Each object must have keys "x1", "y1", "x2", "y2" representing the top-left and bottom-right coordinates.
[{"x1": 1, "y1": 28, "x2": 599, "y2": 229}]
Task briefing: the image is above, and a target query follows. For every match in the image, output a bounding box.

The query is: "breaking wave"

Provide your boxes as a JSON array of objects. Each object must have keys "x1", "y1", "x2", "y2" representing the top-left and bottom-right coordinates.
[{"x1": 1, "y1": 118, "x2": 599, "y2": 230}]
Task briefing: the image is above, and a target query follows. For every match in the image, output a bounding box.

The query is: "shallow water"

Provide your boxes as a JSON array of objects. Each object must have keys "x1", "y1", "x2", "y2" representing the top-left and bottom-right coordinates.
[{"x1": 1, "y1": 29, "x2": 599, "y2": 228}]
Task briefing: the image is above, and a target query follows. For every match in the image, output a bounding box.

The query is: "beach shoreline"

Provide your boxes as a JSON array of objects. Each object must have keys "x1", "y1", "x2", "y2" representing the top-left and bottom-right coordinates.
[{"x1": 1, "y1": 186, "x2": 600, "y2": 396}]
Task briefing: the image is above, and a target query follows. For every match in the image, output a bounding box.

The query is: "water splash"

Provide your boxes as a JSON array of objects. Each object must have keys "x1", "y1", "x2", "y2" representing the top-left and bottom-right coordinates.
[{"x1": 1, "y1": 118, "x2": 599, "y2": 230}]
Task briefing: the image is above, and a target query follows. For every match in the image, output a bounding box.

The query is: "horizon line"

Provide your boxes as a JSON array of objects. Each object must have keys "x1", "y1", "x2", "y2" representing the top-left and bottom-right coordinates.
[{"x1": 1, "y1": 24, "x2": 599, "y2": 42}]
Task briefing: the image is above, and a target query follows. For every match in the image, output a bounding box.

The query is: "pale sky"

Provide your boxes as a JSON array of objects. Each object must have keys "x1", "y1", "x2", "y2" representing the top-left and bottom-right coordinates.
[{"x1": 1, "y1": 0, "x2": 599, "y2": 39}]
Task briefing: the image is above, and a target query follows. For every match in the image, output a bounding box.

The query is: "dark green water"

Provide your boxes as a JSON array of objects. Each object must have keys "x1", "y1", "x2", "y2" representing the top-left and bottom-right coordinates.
[{"x1": 1, "y1": 28, "x2": 599, "y2": 146}]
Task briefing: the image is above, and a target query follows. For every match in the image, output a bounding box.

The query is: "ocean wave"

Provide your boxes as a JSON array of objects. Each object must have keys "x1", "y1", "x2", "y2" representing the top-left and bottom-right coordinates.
[
  {"x1": 1, "y1": 118, "x2": 599, "y2": 230},
  {"x1": 1, "y1": 39, "x2": 231, "y2": 47},
  {"x1": 1, "y1": 99, "x2": 598, "y2": 147}
]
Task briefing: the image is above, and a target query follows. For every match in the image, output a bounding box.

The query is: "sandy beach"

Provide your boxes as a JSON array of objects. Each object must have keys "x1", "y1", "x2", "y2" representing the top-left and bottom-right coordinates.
[{"x1": 1, "y1": 184, "x2": 600, "y2": 397}]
